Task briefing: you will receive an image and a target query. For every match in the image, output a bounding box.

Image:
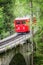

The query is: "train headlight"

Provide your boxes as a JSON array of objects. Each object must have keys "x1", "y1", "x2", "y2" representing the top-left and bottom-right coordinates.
[
  {"x1": 23, "y1": 27, "x2": 25, "y2": 29},
  {"x1": 18, "y1": 27, "x2": 20, "y2": 30}
]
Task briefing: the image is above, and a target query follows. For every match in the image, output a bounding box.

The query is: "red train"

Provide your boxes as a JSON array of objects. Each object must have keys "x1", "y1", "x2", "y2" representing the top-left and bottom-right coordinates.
[{"x1": 14, "y1": 16, "x2": 36, "y2": 33}]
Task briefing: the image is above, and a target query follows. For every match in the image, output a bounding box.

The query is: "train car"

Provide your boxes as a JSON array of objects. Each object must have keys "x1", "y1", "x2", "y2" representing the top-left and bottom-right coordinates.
[{"x1": 14, "y1": 16, "x2": 36, "y2": 33}]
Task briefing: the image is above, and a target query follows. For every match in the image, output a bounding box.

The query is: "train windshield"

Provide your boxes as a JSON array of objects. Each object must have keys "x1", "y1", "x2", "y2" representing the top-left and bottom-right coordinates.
[
  {"x1": 22, "y1": 21, "x2": 26, "y2": 24},
  {"x1": 16, "y1": 21, "x2": 20, "y2": 24}
]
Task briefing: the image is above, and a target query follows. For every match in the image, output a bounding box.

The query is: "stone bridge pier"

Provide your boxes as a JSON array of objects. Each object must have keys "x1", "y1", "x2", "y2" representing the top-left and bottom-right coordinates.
[{"x1": 0, "y1": 41, "x2": 33, "y2": 65}]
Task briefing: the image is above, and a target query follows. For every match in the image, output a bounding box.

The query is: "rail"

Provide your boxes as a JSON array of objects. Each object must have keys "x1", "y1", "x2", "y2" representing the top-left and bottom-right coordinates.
[{"x1": 0, "y1": 28, "x2": 38, "y2": 53}]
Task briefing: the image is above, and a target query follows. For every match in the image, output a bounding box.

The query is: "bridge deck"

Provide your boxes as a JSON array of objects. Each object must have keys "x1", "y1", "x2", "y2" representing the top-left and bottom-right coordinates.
[{"x1": 0, "y1": 28, "x2": 38, "y2": 53}]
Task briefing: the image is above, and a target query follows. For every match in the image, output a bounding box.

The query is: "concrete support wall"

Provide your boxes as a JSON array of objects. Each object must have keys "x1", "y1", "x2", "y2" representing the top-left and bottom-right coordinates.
[{"x1": 0, "y1": 42, "x2": 32, "y2": 65}]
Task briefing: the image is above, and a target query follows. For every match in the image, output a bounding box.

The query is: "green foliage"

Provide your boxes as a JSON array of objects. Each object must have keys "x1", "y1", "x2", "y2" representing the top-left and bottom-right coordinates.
[
  {"x1": 34, "y1": 18, "x2": 43, "y2": 65},
  {"x1": 0, "y1": 7, "x2": 4, "y2": 27},
  {"x1": 0, "y1": 0, "x2": 15, "y2": 39},
  {"x1": 14, "y1": 0, "x2": 30, "y2": 17},
  {"x1": 0, "y1": 7, "x2": 5, "y2": 39}
]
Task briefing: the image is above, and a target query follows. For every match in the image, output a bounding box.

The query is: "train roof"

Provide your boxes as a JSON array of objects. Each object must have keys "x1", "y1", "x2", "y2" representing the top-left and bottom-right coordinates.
[{"x1": 15, "y1": 16, "x2": 30, "y2": 20}]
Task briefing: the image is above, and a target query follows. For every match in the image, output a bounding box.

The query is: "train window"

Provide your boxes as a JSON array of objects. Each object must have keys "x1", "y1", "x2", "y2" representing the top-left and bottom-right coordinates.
[
  {"x1": 16, "y1": 21, "x2": 20, "y2": 24},
  {"x1": 22, "y1": 21, "x2": 26, "y2": 24}
]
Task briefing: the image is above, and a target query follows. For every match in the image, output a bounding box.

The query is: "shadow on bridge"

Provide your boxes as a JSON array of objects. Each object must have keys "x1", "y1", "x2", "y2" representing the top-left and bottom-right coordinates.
[{"x1": 9, "y1": 53, "x2": 26, "y2": 65}]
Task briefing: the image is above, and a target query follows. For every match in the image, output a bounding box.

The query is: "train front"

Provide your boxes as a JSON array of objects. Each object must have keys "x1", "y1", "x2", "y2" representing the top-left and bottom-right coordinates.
[{"x1": 14, "y1": 17, "x2": 30, "y2": 33}]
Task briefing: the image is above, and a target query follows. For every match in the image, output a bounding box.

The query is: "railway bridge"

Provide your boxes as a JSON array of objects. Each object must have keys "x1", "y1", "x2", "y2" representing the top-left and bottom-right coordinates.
[{"x1": 0, "y1": 29, "x2": 37, "y2": 65}]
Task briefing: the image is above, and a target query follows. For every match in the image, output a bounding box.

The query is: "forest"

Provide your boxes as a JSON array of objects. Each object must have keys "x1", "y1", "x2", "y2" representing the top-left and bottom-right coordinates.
[{"x1": 0, "y1": 0, "x2": 43, "y2": 65}]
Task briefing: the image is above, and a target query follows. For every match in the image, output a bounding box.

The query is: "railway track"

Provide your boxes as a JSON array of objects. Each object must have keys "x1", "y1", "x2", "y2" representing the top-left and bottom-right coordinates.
[
  {"x1": 0, "y1": 33, "x2": 30, "y2": 52},
  {"x1": 0, "y1": 28, "x2": 38, "y2": 53}
]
